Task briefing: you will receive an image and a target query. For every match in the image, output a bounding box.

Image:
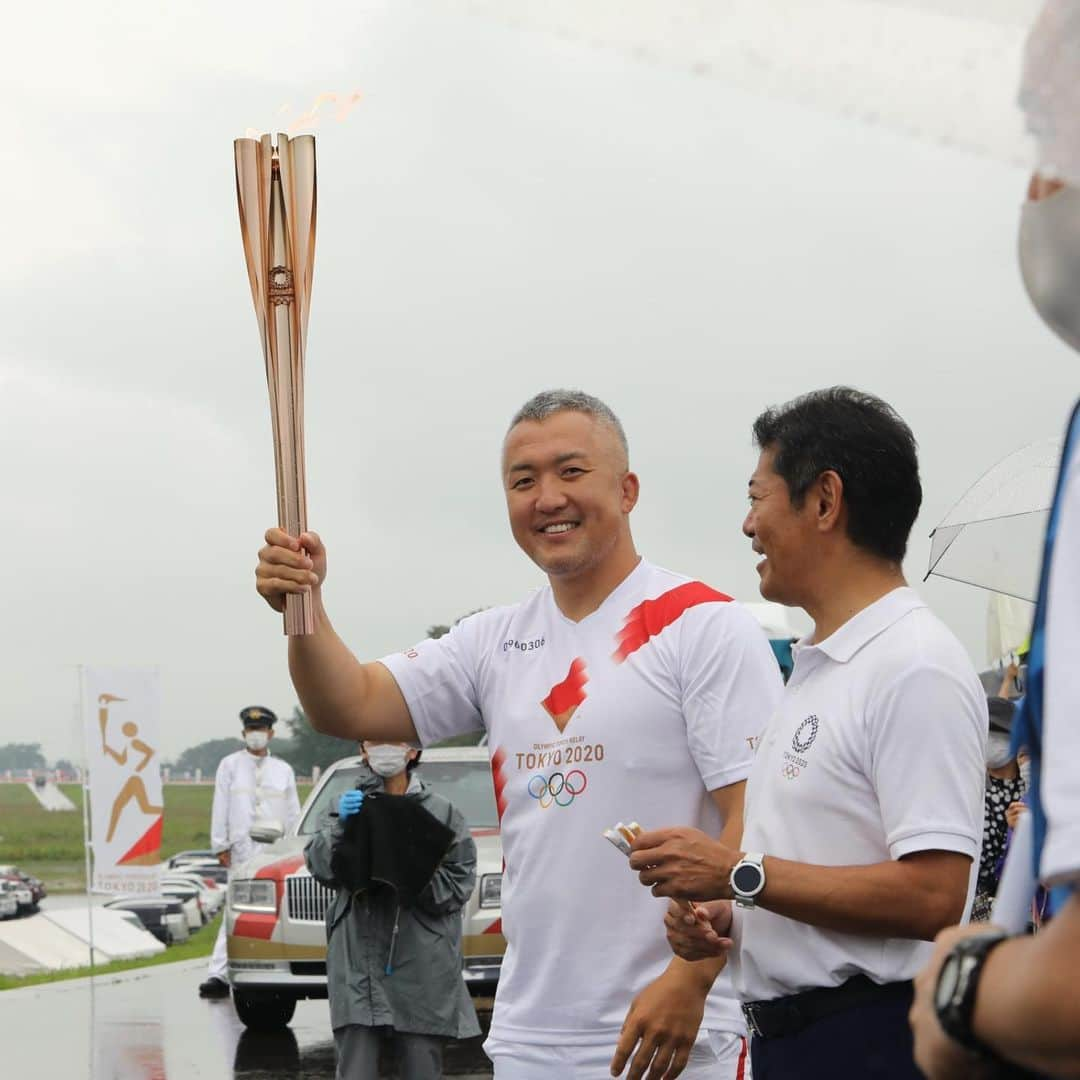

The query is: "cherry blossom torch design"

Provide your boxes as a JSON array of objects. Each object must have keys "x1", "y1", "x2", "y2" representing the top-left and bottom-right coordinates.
[{"x1": 234, "y1": 133, "x2": 316, "y2": 635}]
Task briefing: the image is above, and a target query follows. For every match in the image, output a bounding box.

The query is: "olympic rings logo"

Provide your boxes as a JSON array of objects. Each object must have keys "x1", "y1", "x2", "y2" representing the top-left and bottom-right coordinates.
[
  {"x1": 782, "y1": 763, "x2": 800, "y2": 780},
  {"x1": 527, "y1": 770, "x2": 588, "y2": 808}
]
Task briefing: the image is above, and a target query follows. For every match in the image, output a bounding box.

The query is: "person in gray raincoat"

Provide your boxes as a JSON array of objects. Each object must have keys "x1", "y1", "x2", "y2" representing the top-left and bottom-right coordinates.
[{"x1": 305, "y1": 741, "x2": 480, "y2": 1080}]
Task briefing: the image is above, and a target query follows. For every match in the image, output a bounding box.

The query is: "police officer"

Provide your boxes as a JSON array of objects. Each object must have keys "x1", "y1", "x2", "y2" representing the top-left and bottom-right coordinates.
[{"x1": 198, "y1": 706, "x2": 301, "y2": 999}]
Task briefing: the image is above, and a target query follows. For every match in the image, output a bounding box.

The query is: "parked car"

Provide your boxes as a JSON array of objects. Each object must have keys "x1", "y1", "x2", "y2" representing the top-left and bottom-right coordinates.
[
  {"x1": 162, "y1": 872, "x2": 224, "y2": 916},
  {"x1": 179, "y1": 858, "x2": 229, "y2": 886},
  {"x1": 225, "y1": 746, "x2": 505, "y2": 1030},
  {"x1": 0, "y1": 890, "x2": 17, "y2": 919},
  {"x1": 112, "y1": 909, "x2": 150, "y2": 934},
  {"x1": 158, "y1": 883, "x2": 204, "y2": 930},
  {"x1": 104, "y1": 896, "x2": 190, "y2": 945},
  {"x1": 0, "y1": 865, "x2": 46, "y2": 907},
  {"x1": 1, "y1": 877, "x2": 35, "y2": 916},
  {"x1": 169, "y1": 849, "x2": 216, "y2": 868}
]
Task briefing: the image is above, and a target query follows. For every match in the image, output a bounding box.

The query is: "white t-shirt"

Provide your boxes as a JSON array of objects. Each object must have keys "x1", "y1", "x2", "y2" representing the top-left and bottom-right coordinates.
[
  {"x1": 381, "y1": 559, "x2": 783, "y2": 1044},
  {"x1": 730, "y1": 587, "x2": 987, "y2": 1003},
  {"x1": 1040, "y1": 429, "x2": 1080, "y2": 885}
]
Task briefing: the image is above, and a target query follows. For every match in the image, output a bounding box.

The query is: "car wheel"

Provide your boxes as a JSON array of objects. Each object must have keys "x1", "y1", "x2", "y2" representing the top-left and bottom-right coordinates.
[{"x1": 233, "y1": 990, "x2": 297, "y2": 1031}]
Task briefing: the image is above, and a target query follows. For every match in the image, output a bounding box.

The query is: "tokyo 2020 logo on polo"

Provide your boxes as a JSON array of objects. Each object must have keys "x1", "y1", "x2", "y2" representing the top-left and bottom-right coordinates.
[
  {"x1": 792, "y1": 715, "x2": 820, "y2": 753},
  {"x1": 527, "y1": 770, "x2": 588, "y2": 809}
]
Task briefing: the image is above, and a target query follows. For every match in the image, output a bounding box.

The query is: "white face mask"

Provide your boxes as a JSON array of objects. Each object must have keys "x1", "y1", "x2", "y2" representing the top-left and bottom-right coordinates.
[
  {"x1": 366, "y1": 744, "x2": 411, "y2": 778},
  {"x1": 244, "y1": 730, "x2": 269, "y2": 752},
  {"x1": 1019, "y1": 185, "x2": 1080, "y2": 353},
  {"x1": 986, "y1": 731, "x2": 1014, "y2": 770}
]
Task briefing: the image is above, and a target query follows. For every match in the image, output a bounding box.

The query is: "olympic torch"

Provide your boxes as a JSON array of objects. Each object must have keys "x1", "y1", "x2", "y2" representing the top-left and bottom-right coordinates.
[{"x1": 234, "y1": 133, "x2": 317, "y2": 635}]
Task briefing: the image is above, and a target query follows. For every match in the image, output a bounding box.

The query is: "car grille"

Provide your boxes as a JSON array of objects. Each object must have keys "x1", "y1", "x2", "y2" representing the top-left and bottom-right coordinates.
[{"x1": 285, "y1": 874, "x2": 333, "y2": 923}]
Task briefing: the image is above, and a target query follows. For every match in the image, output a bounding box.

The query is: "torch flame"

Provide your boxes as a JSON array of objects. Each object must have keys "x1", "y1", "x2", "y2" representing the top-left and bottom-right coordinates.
[
  {"x1": 282, "y1": 90, "x2": 362, "y2": 133},
  {"x1": 240, "y1": 90, "x2": 361, "y2": 140}
]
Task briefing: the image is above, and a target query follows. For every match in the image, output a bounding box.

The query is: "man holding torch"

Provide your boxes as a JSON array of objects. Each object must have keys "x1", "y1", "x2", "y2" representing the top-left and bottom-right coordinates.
[{"x1": 255, "y1": 389, "x2": 783, "y2": 1079}]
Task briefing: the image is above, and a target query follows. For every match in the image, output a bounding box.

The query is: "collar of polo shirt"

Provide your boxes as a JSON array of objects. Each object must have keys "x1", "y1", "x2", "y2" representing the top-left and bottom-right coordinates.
[{"x1": 792, "y1": 587, "x2": 925, "y2": 665}]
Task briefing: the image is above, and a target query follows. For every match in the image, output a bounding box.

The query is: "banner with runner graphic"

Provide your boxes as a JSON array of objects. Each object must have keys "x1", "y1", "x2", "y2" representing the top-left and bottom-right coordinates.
[{"x1": 82, "y1": 667, "x2": 163, "y2": 895}]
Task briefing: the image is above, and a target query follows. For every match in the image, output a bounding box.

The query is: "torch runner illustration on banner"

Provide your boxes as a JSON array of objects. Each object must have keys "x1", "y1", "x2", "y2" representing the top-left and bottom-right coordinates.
[
  {"x1": 82, "y1": 669, "x2": 164, "y2": 895},
  {"x1": 98, "y1": 694, "x2": 163, "y2": 843},
  {"x1": 234, "y1": 132, "x2": 317, "y2": 635}
]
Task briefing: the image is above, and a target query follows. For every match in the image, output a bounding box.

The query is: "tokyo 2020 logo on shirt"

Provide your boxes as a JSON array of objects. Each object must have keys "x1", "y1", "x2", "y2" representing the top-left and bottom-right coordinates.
[
  {"x1": 527, "y1": 770, "x2": 588, "y2": 809},
  {"x1": 792, "y1": 715, "x2": 820, "y2": 753}
]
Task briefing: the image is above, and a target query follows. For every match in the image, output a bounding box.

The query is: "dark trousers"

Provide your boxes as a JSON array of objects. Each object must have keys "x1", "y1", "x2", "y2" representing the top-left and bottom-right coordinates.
[
  {"x1": 333, "y1": 1025, "x2": 444, "y2": 1080},
  {"x1": 751, "y1": 984, "x2": 921, "y2": 1080}
]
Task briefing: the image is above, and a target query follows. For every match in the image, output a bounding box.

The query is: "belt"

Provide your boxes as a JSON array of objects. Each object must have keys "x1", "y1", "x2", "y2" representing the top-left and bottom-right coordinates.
[{"x1": 742, "y1": 975, "x2": 912, "y2": 1040}]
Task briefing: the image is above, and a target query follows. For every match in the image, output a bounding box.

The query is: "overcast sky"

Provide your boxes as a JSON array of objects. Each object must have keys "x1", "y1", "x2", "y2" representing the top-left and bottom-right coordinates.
[{"x1": 4, "y1": 0, "x2": 1076, "y2": 762}]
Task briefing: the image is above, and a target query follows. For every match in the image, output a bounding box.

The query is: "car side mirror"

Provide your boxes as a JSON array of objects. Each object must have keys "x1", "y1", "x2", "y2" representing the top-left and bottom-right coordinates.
[{"x1": 249, "y1": 819, "x2": 285, "y2": 844}]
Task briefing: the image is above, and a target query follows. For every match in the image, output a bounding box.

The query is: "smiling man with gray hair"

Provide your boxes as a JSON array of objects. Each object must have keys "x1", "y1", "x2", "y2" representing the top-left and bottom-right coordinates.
[{"x1": 254, "y1": 388, "x2": 782, "y2": 1079}]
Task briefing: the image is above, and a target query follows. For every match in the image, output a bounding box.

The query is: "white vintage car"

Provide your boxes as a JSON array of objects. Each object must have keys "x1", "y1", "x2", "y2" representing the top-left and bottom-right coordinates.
[{"x1": 226, "y1": 746, "x2": 505, "y2": 1030}]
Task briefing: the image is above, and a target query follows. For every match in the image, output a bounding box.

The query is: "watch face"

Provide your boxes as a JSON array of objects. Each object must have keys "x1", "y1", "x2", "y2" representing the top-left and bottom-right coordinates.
[
  {"x1": 732, "y1": 863, "x2": 762, "y2": 895},
  {"x1": 935, "y1": 955, "x2": 961, "y2": 1011}
]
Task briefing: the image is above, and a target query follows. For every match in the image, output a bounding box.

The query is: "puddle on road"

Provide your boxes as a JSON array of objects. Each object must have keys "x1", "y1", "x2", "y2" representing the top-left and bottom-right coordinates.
[{"x1": 4, "y1": 962, "x2": 493, "y2": 1078}]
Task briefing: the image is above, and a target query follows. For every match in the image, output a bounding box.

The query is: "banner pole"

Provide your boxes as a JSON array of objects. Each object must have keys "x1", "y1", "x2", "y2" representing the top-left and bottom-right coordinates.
[{"x1": 78, "y1": 665, "x2": 96, "y2": 976}]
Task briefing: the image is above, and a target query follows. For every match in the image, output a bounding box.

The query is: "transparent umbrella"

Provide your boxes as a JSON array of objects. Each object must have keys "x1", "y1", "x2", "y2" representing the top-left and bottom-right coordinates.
[
  {"x1": 924, "y1": 438, "x2": 1061, "y2": 602},
  {"x1": 452, "y1": 0, "x2": 1043, "y2": 166}
]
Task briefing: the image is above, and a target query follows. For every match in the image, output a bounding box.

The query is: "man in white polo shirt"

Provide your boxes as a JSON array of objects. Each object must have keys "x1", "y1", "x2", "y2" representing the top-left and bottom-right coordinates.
[
  {"x1": 254, "y1": 390, "x2": 784, "y2": 1079},
  {"x1": 630, "y1": 387, "x2": 986, "y2": 1079}
]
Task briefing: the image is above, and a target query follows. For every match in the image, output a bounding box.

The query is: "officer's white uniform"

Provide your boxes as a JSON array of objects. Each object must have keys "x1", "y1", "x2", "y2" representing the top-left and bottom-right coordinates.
[{"x1": 205, "y1": 748, "x2": 301, "y2": 983}]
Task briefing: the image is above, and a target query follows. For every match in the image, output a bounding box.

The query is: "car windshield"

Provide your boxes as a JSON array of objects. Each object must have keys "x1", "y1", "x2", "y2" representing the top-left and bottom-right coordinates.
[{"x1": 299, "y1": 760, "x2": 499, "y2": 835}]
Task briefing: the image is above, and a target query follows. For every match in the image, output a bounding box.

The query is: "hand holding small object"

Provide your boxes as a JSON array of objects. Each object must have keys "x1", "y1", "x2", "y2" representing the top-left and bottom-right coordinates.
[
  {"x1": 604, "y1": 821, "x2": 705, "y2": 917},
  {"x1": 338, "y1": 790, "x2": 365, "y2": 821}
]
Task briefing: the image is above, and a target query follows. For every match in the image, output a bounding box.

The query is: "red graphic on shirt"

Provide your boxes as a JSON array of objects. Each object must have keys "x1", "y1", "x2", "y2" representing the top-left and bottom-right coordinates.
[
  {"x1": 541, "y1": 658, "x2": 588, "y2": 733},
  {"x1": 613, "y1": 581, "x2": 732, "y2": 663},
  {"x1": 490, "y1": 746, "x2": 509, "y2": 823}
]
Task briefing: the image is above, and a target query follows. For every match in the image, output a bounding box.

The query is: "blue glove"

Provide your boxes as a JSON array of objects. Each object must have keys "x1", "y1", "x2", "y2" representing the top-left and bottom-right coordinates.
[{"x1": 338, "y1": 789, "x2": 365, "y2": 821}]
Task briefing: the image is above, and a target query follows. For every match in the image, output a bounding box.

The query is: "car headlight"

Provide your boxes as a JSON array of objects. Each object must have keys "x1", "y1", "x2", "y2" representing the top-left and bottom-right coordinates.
[
  {"x1": 230, "y1": 879, "x2": 278, "y2": 913},
  {"x1": 479, "y1": 873, "x2": 502, "y2": 909}
]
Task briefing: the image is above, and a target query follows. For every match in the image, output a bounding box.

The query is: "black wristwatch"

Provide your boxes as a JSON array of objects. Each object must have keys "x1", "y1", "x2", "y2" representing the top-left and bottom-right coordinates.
[{"x1": 934, "y1": 931, "x2": 1008, "y2": 1057}]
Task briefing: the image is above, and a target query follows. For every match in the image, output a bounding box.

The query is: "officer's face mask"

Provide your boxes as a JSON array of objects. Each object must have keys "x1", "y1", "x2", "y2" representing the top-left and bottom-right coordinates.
[
  {"x1": 1019, "y1": 184, "x2": 1080, "y2": 353},
  {"x1": 366, "y1": 744, "x2": 411, "y2": 778},
  {"x1": 244, "y1": 729, "x2": 270, "y2": 752}
]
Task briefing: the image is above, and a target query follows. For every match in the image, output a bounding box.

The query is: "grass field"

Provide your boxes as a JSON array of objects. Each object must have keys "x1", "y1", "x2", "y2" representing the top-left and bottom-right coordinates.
[{"x1": 0, "y1": 784, "x2": 311, "y2": 892}]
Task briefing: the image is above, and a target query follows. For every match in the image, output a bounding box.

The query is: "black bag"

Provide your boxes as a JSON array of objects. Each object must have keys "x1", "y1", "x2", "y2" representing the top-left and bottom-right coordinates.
[{"x1": 330, "y1": 792, "x2": 455, "y2": 907}]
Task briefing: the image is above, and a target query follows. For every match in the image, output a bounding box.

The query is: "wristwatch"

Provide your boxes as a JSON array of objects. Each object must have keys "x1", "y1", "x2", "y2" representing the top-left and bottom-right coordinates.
[
  {"x1": 730, "y1": 852, "x2": 766, "y2": 909},
  {"x1": 934, "y1": 931, "x2": 1008, "y2": 1057}
]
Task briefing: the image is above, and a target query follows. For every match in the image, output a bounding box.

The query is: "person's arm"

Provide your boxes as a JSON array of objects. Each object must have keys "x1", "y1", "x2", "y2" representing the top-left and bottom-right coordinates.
[
  {"x1": 631, "y1": 827, "x2": 970, "y2": 940},
  {"x1": 414, "y1": 805, "x2": 477, "y2": 917},
  {"x1": 256, "y1": 528, "x2": 418, "y2": 742},
  {"x1": 610, "y1": 780, "x2": 747, "y2": 1080},
  {"x1": 911, "y1": 897, "x2": 1080, "y2": 1078},
  {"x1": 303, "y1": 821, "x2": 343, "y2": 890},
  {"x1": 976, "y1": 898, "x2": 1080, "y2": 1074},
  {"x1": 284, "y1": 768, "x2": 302, "y2": 834},
  {"x1": 613, "y1": 603, "x2": 781, "y2": 1080},
  {"x1": 996, "y1": 661, "x2": 1020, "y2": 700},
  {"x1": 634, "y1": 658, "x2": 986, "y2": 940},
  {"x1": 210, "y1": 758, "x2": 231, "y2": 860}
]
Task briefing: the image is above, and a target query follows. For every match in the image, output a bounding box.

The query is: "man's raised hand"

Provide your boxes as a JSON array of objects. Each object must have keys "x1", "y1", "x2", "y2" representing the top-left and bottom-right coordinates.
[{"x1": 256, "y1": 528, "x2": 326, "y2": 612}]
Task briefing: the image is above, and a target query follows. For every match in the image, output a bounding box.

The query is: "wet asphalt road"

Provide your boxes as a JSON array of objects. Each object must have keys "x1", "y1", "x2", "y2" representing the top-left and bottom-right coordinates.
[{"x1": 5, "y1": 958, "x2": 494, "y2": 1078}]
